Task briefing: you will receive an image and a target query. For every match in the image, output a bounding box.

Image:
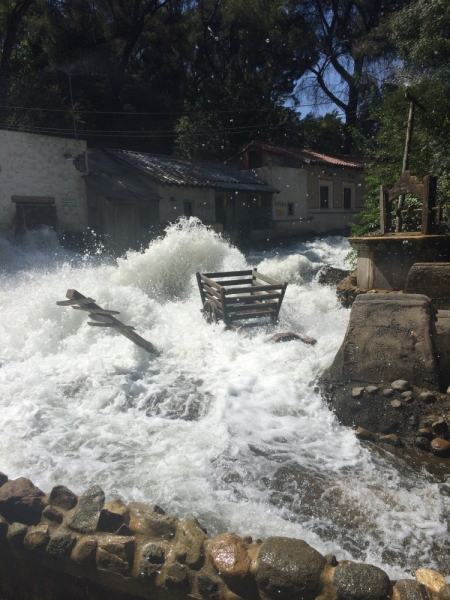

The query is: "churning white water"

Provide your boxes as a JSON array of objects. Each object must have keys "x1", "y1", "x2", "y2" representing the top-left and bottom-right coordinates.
[{"x1": 0, "y1": 219, "x2": 449, "y2": 579}]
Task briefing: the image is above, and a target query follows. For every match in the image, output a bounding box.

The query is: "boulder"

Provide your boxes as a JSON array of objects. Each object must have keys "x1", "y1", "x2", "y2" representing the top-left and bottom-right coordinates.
[
  {"x1": 165, "y1": 562, "x2": 189, "y2": 590},
  {"x1": 68, "y1": 485, "x2": 105, "y2": 533},
  {"x1": 49, "y1": 485, "x2": 77, "y2": 510},
  {"x1": 439, "y1": 584, "x2": 450, "y2": 600},
  {"x1": 379, "y1": 434, "x2": 402, "y2": 447},
  {"x1": 70, "y1": 537, "x2": 98, "y2": 564},
  {"x1": 139, "y1": 542, "x2": 166, "y2": 580},
  {"x1": 0, "y1": 515, "x2": 7, "y2": 538},
  {"x1": 365, "y1": 386, "x2": 379, "y2": 394},
  {"x1": 96, "y1": 535, "x2": 134, "y2": 577},
  {"x1": 197, "y1": 573, "x2": 221, "y2": 600},
  {"x1": 332, "y1": 563, "x2": 391, "y2": 600},
  {"x1": 420, "y1": 392, "x2": 436, "y2": 404},
  {"x1": 42, "y1": 505, "x2": 64, "y2": 524},
  {"x1": 415, "y1": 568, "x2": 446, "y2": 594},
  {"x1": 392, "y1": 381, "x2": 412, "y2": 392},
  {"x1": 255, "y1": 536, "x2": 326, "y2": 600},
  {"x1": 175, "y1": 517, "x2": 207, "y2": 569},
  {"x1": 382, "y1": 389, "x2": 394, "y2": 397},
  {"x1": 23, "y1": 524, "x2": 49, "y2": 552},
  {"x1": 430, "y1": 438, "x2": 450, "y2": 457},
  {"x1": 0, "y1": 473, "x2": 8, "y2": 487},
  {"x1": 209, "y1": 532, "x2": 250, "y2": 582},
  {"x1": 128, "y1": 502, "x2": 177, "y2": 539},
  {"x1": 46, "y1": 532, "x2": 77, "y2": 557},
  {"x1": 394, "y1": 579, "x2": 430, "y2": 600},
  {"x1": 0, "y1": 478, "x2": 45, "y2": 525},
  {"x1": 323, "y1": 295, "x2": 439, "y2": 390},
  {"x1": 405, "y1": 263, "x2": 450, "y2": 310},
  {"x1": 6, "y1": 522, "x2": 27, "y2": 545},
  {"x1": 97, "y1": 499, "x2": 129, "y2": 533},
  {"x1": 355, "y1": 427, "x2": 376, "y2": 441},
  {"x1": 415, "y1": 437, "x2": 431, "y2": 451}
]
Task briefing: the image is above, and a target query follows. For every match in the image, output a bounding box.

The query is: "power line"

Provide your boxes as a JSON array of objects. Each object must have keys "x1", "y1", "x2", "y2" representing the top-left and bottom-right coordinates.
[{"x1": 0, "y1": 100, "x2": 336, "y2": 116}]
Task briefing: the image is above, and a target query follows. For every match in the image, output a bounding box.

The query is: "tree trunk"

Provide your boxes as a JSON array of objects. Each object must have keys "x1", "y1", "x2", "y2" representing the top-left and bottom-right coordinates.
[{"x1": 342, "y1": 56, "x2": 364, "y2": 154}]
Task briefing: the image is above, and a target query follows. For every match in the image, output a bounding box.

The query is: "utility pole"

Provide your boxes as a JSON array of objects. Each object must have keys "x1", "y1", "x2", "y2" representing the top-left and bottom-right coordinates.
[{"x1": 395, "y1": 87, "x2": 426, "y2": 232}]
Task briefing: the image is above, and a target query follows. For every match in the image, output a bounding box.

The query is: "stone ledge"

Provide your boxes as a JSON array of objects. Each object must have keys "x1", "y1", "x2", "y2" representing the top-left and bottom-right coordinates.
[{"x1": 0, "y1": 472, "x2": 447, "y2": 600}]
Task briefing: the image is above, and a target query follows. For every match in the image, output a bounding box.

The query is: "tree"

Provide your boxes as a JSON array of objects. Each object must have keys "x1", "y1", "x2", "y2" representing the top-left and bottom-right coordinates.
[{"x1": 291, "y1": 0, "x2": 409, "y2": 153}]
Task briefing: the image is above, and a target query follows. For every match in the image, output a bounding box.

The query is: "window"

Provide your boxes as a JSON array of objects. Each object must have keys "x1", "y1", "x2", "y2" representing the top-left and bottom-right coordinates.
[
  {"x1": 343, "y1": 187, "x2": 352, "y2": 210},
  {"x1": 184, "y1": 201, "x2": 193, "y2": 217},
  {"x1": 320, "y1": 185, "x2": 329, "y2": 209},
  {"x1": 287, "y1": 203, "x2": 294, "y2": 216}
]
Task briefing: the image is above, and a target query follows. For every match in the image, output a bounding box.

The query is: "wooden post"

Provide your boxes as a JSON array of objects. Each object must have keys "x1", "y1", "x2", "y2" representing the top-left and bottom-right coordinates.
[
  {"x1": 380, "y1": 185, "x2": 391, "y2": 234},
  {"x1": 421, "y1": 175, "x2": 438, "y2": 234}
]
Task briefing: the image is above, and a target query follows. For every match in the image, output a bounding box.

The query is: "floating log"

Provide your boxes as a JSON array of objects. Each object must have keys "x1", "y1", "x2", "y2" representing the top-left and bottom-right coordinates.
[{"x1": 57, "y1": 289, "x2": 156, "y2": 353}]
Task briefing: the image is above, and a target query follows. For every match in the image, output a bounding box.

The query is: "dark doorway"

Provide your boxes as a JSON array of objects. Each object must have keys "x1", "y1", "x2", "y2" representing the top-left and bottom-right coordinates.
[{"x1": 15, "y1": 202, "x2": 57, "y2": 234}]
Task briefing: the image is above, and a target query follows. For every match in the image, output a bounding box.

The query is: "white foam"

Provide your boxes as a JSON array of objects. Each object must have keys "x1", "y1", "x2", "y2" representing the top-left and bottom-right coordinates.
[{"x1": 0, "y1": 219, "x2": 448, "y2": 579}]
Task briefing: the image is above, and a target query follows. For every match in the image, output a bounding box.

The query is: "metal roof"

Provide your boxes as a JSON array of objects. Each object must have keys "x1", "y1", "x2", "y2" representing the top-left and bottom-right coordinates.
[
  {"x1": 106, "y1": 149, "x2": 278, "y2": 192},
  {"x1": 84, "y1": 150, "x2": 161, "y2": 201},
  {"x1": 226, "y1": 141, "x2": 368, "y2": 169}
]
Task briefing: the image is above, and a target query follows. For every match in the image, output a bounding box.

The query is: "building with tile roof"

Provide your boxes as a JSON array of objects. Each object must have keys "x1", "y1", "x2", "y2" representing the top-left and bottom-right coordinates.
[{"x1": 226, "y1": 141, "x2": 369, "y2": 237}]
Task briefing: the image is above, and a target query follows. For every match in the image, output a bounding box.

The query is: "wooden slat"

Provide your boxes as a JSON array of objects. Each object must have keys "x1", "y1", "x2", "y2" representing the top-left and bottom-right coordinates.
[
  {"x1": 202, "y1": 283, "x2": 221, "y2": 300},
  {"x1": 229, "y1": 309, "x2": 276, "y2": 321},
  {"x1": 72, "y1": 306, "x2": 120, "y2": 315},
  {"x1": 225, "y1": 293, "x2": 281, "y2": 305},
  {"x1": 251, "y1": 270, "x2": 280, "y2": 285},
  {"x1": 88, "y1": 322, "x2": 135, "y2": 330},
  {"x1": 203, "y1": 270, "x2": 252, "y2": 278},
  {"x1": 204, "y1": 291, "x2": 222, "y2": 309},
  {"x1": 227, "y1": 302, "x2": 277, "y2": 313},
  {"x1": 199, "y1": 274, "x2": 221, "y2": 290},
  {"x1": 214, "y1": 278, "x2": 253, "y2": 287},
  {"x1": 224, "y1": 284, "x2": 283, "y2": 295},
  {"x1": 57, "y1": 297, "x2": 96, "y2": 306}
]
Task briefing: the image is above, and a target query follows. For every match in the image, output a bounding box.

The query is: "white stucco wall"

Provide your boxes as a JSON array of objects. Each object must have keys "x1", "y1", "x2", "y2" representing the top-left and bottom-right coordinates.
[
  {"x1": 252, "y1": 166, "x2": 308, "y2": 220},
  {"x1": 154, "y1": 184, "x2": 216, "y2": 226},
  {"x1": 0, "y1": 130, "x2": 88, "y2": 233}
]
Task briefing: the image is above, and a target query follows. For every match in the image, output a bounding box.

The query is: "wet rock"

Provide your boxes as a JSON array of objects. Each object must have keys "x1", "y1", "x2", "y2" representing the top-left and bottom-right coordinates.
[
  {"x1": 324, "y1": 553, "x2": 338, "y2": 567},
  {"x1": 318, "y1": 266, "x2": 350, "y2": 286},
  {"x1": 415, "y1": 568, "x2": 445, "y2": 594},
  {"x1": 49, "y1": 485, "x2": 77, "y2": 510},
  {"x1": 42, "y1": 505, "x2": 64, "y2": 524},
  {"x1": 6, "y1": 522, "x2": 27, "y2": 544},
  {"x1": 209, "y1": 532, "x2": 250, "y2": 582},
  {"x1": 128, "y1": 502, "x2": 177, "y2": 539},
  {"x1": 415, "y1": 437, "x2": 431, "y2": 451},
  {"x1": 409, "y1": 415, "x2": 419, "y2": 427},
  {"x1": 96, "y1": 535, "x2": 134, "y2": 577},
  {"x1": 0, "y1": 473, "x2": 8, "y2": 487},
  {"x1": 417, "y1": 427, "x2": 433, "y2": 439},
  {"x1": 391, "y1": 400, "x2": 402, "y2": 409},
  {"x1": 355, "y1": 427, "x2": 376, "y2": 441},
  {"x1": 352, "y1": 387, "x2": 365, "y2": 398},
  {"x1": 68, "y1": 485, "x2": 105, "y2": 533},
  {"x1": 420, "y1": 392, "x2": 436, "y2": 404},
  {"x1": 391, "y1": 380, "x2": 411, "y2": 392},
  {"x1": 97, "y1": 499, "x2": 129, "y2": 533},
  {"x1": 165, "y1": 562, "x2": 189, "y2": 590},
  {"x1": 439, "y1": 584, "x2": 450, "y2": 600},
  {"x1": 333, "y1": 563, "x2": 391, "y2": 600},
  {"x1": 432, "y1": 418, "x2": 449, "y2": 437},
  {"x1": 394, "y1": 579, "x2": 430, "y2": 600},
  {"x1": 365, "y1": 386, "x2": 379, "y2": 394},
  {"x1": 24, "y1": 524, "x2": 49, "y2": 552},
  {"x1": 430, "y1": 438, "x2": 450, "y2": 456},
  {"x1": 115, "y1": 523, "x2": 133, "y2": 536},
  {"x1": 46, "y1": 532, "x2": 77, "y2": 557},
  {"x1": 139, "y1": 542, "x2": 165, "y2": 579},
  {"x1": 0, "y1": 477, "x2": 45, "y2": 525},
  {"x1": 382, "y1": 389, "x2": 394, "y2": 397},
  {"x1": 400, "y1": 391, "x2": 413, "y2": 401},
  {"x1": 175, "y1": 517, "x2": 207, "y2": 569},
  {"x1": 197, "y1": 573, "x2": 221, "y2": 600},
  {"x1": 379, "y1": 434, "x2": 402, "y2": 447},
  {"x1": 0, "y1": 515, "x2": 7, "y2": 538},
  {"x1": 70, "y1": 537, "x2": 97, "y2": 564},
  {"x1": 255, "y1": 536, "x2": 326, "y2": 600},
  {"x1": 421, "y1": 414, "x2": 440, "y2": 427}
]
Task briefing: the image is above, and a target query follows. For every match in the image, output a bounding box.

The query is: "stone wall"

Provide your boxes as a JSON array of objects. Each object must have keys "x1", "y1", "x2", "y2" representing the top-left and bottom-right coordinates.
[{"x1": 0, "y1": 472, "x2": 448, "y2": 600}]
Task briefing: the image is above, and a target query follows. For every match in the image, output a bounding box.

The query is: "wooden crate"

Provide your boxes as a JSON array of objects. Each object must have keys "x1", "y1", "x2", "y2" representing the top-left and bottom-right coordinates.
[{"x1": 196, "y1": 269, "x2": 287, "y2": 326}]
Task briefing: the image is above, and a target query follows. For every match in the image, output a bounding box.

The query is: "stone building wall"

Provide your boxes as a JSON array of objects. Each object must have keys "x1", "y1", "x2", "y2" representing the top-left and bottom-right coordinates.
[{"x1": 0, "y1": 472, "x2": 448, "y2": 600}]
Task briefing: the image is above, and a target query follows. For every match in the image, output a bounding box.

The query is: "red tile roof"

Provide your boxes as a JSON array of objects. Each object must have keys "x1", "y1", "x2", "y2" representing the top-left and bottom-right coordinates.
[{"x1": 226, "y1": 141, "x2": 368, "y2": 169}]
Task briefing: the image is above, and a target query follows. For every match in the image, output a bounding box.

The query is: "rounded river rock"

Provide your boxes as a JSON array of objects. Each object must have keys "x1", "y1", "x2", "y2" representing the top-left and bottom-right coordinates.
[
  {"x1": 333, "y1": 563, "x2": 391, "y2": 600},
  {"x1": 255, "y1": 536, "x2": 326, "y2": 600}
]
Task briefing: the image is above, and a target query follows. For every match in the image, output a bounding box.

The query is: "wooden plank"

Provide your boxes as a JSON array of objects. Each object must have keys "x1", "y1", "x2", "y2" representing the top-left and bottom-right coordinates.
[
  {"x1": 202, "y1": 283, "x2": 221, "y2": 300},
  {"x1": 214, "y1": 278, "x2": 253, "y2": 287},
  {"x1": 224, "y1": 293, "x2": 281, "y2": 304},
  {"x1": 88, "y1": 323, "x2": 135, "y2": 330},
  {"x1": 60, "y1": 289, "x2": 156, "y2": 354},
  {"x1": 196, "y1": 272, "x2": 206, "y2": 305},
  {"x1": 274, "y1": 283, "x2": 288, "y2": 321},
  {"x1": 221, "y1": 287, "x2": 229, "y2": 326},
  {"x1": 251, "y1": 270, "x2": 280, "y2": 285},
  {"x1": 199, "y1": 274, "x2": 222, "y2": 291},
  {"x1": 229, "y1": 309, "x2": 276, "y2": 321},
  {"x1": 204, "y1": 291, "x2": 222, "y2": 309},
  {"x1": 202, "y1": 270, "x2": 252, "y2": 278},
  {"x1": 57, "y1": 297, "x2": 96, "y2": 306},
  {"x1": 72, "y1": 306, "x2": 120, "y2": 315},
  {"x1": 225, "y1": 284, "x2": 283, "y2": 295},
  {"x1": 227, "y1": 302, "x2": 277, "y2": 313}
]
